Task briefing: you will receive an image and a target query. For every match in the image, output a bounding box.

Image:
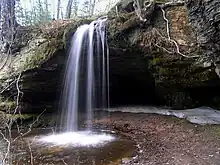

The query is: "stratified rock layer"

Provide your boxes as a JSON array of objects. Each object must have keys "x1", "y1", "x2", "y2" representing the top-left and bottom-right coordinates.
[
  {"x1": 108, "y1": 0, "x2": 220, "y2": 108},
  {"x1": 186, "y1": 0, "x2": 220, "y2": 62},
  {"x1": 0, "y1": 0, "x2": 220, "y2": 113}
]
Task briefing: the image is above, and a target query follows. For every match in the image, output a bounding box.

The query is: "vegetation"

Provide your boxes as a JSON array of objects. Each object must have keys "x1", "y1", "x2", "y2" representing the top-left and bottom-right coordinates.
[{"x1": 0, "y1": 0, "x2": 220, "y2": 164}]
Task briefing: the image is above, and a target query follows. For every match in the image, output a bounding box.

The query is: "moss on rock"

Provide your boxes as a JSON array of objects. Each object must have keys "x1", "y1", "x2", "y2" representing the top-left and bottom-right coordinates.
[
  {"x1": 108, "y1": 2, "x2": 220, "y2": 109},
  {"x1": 0, "y1": 19, "x2": 92, "y2": 113}
]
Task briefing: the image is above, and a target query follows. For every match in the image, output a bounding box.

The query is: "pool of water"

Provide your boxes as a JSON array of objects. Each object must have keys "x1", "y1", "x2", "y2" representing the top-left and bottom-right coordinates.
[{"x1": 0, "y1": 129, "x2": 136, "y2": 165}]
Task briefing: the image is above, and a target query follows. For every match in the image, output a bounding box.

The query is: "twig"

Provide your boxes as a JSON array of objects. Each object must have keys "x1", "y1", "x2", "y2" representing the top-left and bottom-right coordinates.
[
  {"x1": 27, "y1": 136, "x2": 36, "y2": 165},
  {"x1": 0, "y1": 72, "x2": 23, "y2": 164},
  {"x1": 159, "y1": 1, "x2": 185, "y2": 9},
  {"x1": 27, "y1": 141, "x2": 33, "y2": 165},
  {"x1": 13, "y1": 109, "x2": 46, "y2": 142},
  {"x1": 115, "y1": 5, "x2": 119, "y2": 17},
  {"x1": 0, "y1": 78, "x2": 16, "y2": 94},
  {"x1": 0, "y1": 131, "x2": 10, "y2": 165},
  {"x1": 133, "y1": 0, "x2": 147, "y2": 22},
  {"x1": 15, "y1": 73, "x2": 23, "y2": 114},
  {"x1": 155, "y1": 43, "x2": 173, "y2": 54}
]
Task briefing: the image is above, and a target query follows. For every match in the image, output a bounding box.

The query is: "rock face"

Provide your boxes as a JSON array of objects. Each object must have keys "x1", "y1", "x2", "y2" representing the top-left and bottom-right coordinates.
[
  {"x1": 0, "y1": 20, "x2": 90, "y2": 113},
  {"x1": 107, "y1": 0, "x2": 220, "y2": 109},
  {"x1": 0, "y1": 0, "x2": 220, "y2": 113},
  {"x1": 186, "y1": 0, "x2": 220, "y2": 62}
]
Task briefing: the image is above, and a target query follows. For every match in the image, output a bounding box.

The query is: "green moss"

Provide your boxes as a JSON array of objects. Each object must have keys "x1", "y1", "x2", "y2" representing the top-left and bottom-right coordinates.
[
  {"x1": 23, "y1": 38, "x2": 63, "y2": 71},
  {"x1": 6, "y1": 100, "x2": 16, "y2": 109},
  {"x1": 5, "y1": 113, "x2": 35, "y2": 120},
  {"x1": 159, "y1": 67, "x2": 169, "y2": 75},
  {"x1": 0, "y1": 98, "x2": 16, "y2": 110},
  {"x1": 63, "y1": 25, "x2": 77, "y2": 49},
  {"x1": 152, "y1": 57, "x2": 161, "y2": 65},
  {"x1": 22, "y1": 20, "x2": 91, "y2": 71}
]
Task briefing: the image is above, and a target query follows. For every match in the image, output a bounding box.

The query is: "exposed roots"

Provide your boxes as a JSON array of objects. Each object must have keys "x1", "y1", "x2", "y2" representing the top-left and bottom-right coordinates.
[
  {"x1": 159, "y1": 1, "x2": 185, "y2": 9},
  {"x1": 139, "y1": 27, "x2": 196, "y2": 58},
  {"x1": 133, "y1": 0, "x2": 199, "y2": 58},
  {"x1": 160, "y1": 7, "x2": 199, "y2": 58}
]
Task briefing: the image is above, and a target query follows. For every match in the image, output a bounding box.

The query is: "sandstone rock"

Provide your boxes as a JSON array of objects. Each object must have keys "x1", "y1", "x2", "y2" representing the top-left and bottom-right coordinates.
[
  {"x1": 107, "y1": 0, "x2": 220, "y2": 109},
  {"x1": 0, "y1": 20, "x2": 90, "y2": 113},
  {"x1": 1, "y1": 0, "x2": 220, "y2": 113}
]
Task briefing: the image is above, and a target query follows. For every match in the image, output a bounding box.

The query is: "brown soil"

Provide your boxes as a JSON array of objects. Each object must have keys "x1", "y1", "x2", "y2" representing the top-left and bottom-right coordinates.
[{"x1": 94, "y1": 112, "x2": 220, "y2": 165}]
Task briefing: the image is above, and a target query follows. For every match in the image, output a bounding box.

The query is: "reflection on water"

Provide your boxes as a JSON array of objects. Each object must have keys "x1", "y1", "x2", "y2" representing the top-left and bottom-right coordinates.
[{"x1": 0, "y1": 129, "x2": 136, "y2": 165}]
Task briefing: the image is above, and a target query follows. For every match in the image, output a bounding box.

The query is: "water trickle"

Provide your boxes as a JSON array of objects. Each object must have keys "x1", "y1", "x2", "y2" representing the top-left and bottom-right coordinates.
[{"x1": 60, "y1": 18, "x2": 109, "y2": 132}]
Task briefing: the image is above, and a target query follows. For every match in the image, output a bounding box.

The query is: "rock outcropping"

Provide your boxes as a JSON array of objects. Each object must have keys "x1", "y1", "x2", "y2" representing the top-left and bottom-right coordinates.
[
  {"x1": 0, "y1": 20, "x2": 90, "y2": 113},
  {"x1": 0, "y1": 0, "x2": 220, "y2": 113},
  {"x1": 108, "y1": 0, "x2": 220, "y2": 109}
]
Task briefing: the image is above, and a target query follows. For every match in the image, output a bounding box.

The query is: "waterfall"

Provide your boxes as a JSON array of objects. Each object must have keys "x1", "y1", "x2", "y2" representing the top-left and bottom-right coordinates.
[{"x1": 60, "y1": 18, "x2": 109, "y2": 132}]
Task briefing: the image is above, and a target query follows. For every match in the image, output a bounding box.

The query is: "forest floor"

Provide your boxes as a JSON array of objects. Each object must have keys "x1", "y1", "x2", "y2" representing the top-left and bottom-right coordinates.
[{"x1": 94, "y1": 112, "x2": 220, "y2": 165}]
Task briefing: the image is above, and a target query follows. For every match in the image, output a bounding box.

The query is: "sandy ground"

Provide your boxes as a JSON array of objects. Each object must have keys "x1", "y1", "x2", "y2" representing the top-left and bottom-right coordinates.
[{"x1": 94, "y1": 112, "x2": 220, "y2": 165}]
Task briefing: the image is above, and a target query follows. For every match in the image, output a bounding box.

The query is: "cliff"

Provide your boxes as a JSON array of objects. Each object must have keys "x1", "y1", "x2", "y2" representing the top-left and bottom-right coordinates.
[
  {"x1": 0, "y1": 0, "x2": 220, "y2": 113},
  {"x1": 107, "y1": 0, "x2": 220, "y2": 108}
]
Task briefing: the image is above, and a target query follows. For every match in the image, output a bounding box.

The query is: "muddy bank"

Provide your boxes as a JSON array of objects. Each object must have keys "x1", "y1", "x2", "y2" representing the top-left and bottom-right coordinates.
[{"x1": 94, "y1": 112, "x2": 220, "y2": 165}]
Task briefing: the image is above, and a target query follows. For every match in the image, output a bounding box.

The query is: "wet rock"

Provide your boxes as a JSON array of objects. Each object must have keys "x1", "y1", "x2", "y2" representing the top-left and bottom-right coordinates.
[
  {"x1": 108, "y1": 1, "x2": 220, "y2": 109},
  {"x1": 0, "y1": 20, "x2": 91, "y2": 113},
  {"x1": 1, "y1": 1, "x2": 220, "y2": 113}
]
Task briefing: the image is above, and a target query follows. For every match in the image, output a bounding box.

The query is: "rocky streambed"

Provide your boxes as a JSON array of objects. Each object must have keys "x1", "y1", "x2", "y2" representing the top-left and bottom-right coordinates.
[{"x1": 94, "y1": 111, "x2": 220, "y2": 165}]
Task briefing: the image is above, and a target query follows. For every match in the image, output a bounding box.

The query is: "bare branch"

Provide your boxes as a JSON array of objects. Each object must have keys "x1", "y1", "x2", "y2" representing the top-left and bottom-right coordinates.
[
  {"x1": 27, "y1": 140, "x2": 34, "y2": 165},
  {"x1": 15, "y1": 72, "x2": 23, "y2": 113},
  {"x1": 0, "y1": 70, "x2": 45, "y2": 163},
  {"x1": 13, "y1": 109, "x2": 46, "y2": 142},
  {"x1": 0, "y1": 130, "x2": 10, "y2": 164},
  {"x1": 155, "y1": 43, "x2": 173, "y2": 54},
  {"x1": 133, "y1": 0, "x2": 147, "y2": 22},
  {"x1": 159, "y1": 1, "x2": 185, "y2": 9},
  {"x1": 0, "y1": 78, "x2": 16, "y2": 94},
  {"x1": 115, "y1": 5, "x2": 119, "y2": 17}
]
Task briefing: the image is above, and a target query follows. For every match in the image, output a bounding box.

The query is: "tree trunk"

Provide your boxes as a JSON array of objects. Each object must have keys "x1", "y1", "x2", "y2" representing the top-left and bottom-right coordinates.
[
  {"x1": 0, "y1": 0, "x2": 17, "y2": 46},
  {"x1": 89, "y1": 0, "x2": 96, "y2": 17},
  {"x1": 66, "y1": 0, "x2": 73, "y2": 19},
  {"x1": 57, "y1": 0, "x2": 61, "y2": 19},
  {"x1": 72, "y1": 0, "x2": 78, "y2": 17}
]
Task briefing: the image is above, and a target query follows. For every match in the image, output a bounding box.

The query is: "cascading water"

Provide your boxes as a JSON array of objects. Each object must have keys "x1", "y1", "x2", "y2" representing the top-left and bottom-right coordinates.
[
  {"x1": 39, "y1": 18, "x2": 113, "y2": 146},
  {"x1": 60, "y1": 17, "x2": 110, "y2": 132}
]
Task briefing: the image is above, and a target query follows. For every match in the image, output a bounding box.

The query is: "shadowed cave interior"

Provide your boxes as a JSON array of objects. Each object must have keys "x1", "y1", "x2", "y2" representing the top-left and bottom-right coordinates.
[{"x1": 15, "y1": 44, "x2": 220, "y2": 113}]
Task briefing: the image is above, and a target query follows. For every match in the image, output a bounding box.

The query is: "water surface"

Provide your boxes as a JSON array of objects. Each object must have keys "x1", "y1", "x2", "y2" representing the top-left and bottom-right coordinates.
[{"x1": 0, "y1": 129, "x2": 136, "y2": 165}]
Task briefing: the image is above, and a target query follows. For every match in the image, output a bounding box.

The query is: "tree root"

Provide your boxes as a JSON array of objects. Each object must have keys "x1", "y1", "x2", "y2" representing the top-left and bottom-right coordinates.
[{"x1": 160, "y1": 7, "x2": 199, "y2": 58}]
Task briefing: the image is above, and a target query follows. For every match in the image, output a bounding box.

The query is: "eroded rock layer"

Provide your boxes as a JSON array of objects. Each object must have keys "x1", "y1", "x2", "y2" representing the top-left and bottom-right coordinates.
[{"x1": 0, "y1": 0, "x2": 220, "y2": 113}]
